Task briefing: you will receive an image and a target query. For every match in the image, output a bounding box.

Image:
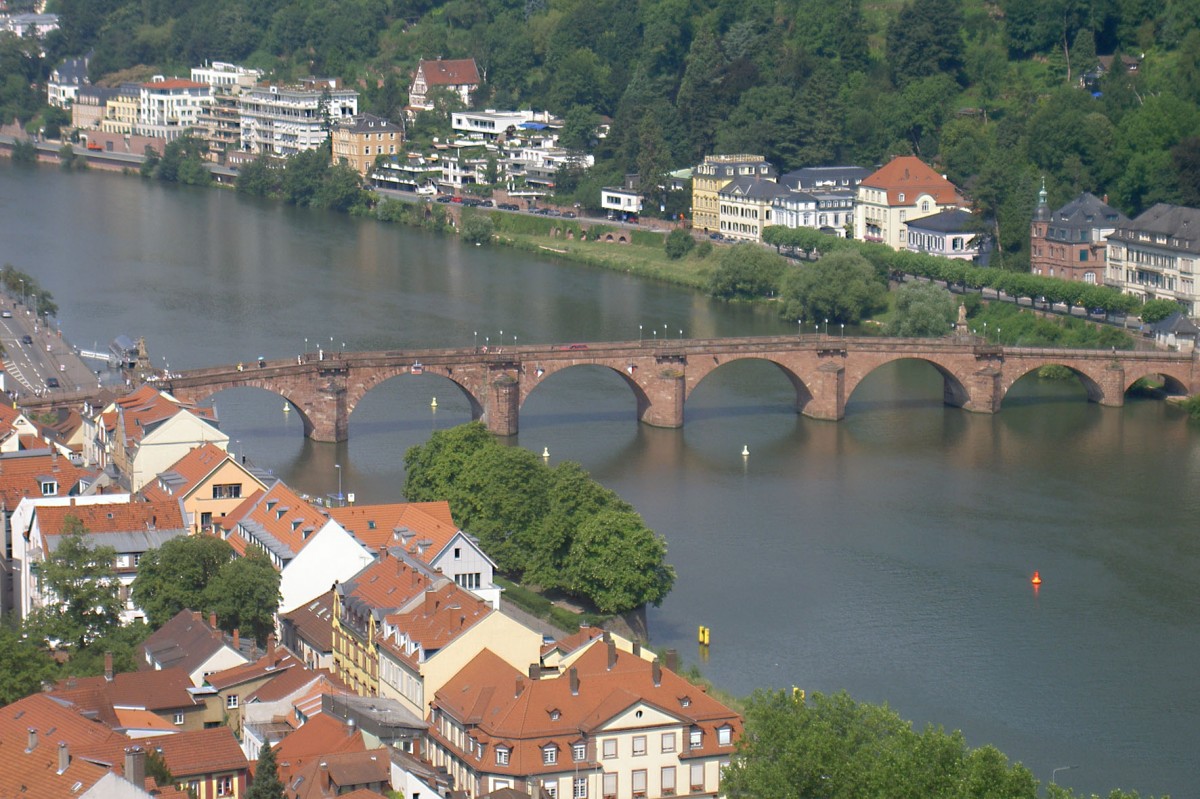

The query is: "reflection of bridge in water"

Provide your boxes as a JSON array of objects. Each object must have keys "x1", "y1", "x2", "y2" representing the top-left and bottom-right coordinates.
[{"x1": 150, "y1": 336, "x2": 1200, "y2": 442}]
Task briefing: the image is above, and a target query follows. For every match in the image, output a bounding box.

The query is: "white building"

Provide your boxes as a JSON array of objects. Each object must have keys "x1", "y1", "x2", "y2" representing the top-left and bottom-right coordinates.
[
  {"x1": 1105, "y1": 203, "x2": 1200, "y2": 317},
  {"x1": 451, "y1": 109, "x2": 556, "y2": 141},
  {"x1": 136, "y1": 77, "x2": 213, "y2": 140},
  {"x1": 47, "y1": 55, "x2": 89, "y2": 109},
  {"x1": 239, "y1": 80, "x2": 359, "y2": 157},
  {"x1": 602, "y1": 187, "x2": 643, "y2": 216},
  {"x1": 854, "y1": 156, "x2": 965, "y2": 250}
]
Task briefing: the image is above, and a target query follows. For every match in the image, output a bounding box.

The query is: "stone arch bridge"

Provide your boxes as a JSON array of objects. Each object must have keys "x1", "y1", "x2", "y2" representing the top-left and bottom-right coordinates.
[{"x1": 159, "y1": 336, "x2": 1199, "y2": 442}]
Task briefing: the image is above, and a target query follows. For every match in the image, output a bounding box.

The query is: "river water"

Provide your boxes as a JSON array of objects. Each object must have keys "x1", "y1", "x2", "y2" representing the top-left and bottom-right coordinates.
[{"x1": 2, "y1": 161, "x2": 1198, "y2": 797}]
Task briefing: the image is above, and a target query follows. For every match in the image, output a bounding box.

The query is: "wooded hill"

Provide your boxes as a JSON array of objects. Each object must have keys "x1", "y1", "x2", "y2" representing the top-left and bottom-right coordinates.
[{"x1": 15, "y1": 0, "x2": 1200, "y2": 268}]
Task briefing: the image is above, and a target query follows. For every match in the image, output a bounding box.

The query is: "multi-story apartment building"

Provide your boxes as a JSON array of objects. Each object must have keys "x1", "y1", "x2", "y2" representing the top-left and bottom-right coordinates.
[
  {"x1": 428, "y1": 637, "x2": 742, "y2": 799},
  {"x1": 239, "y1": 79, "x2": 359, "y2": 157},
  {"x1": 191, "y1": 62, "x2": 262, "y2": 164},
  {"x1": 854, "y1": 156, "x2": 964, "y2": 250},
  {"x1": 691, "y1": 154, "x2": 775, "y2": 234},
  {"x1": 451, "y1": 109, "x2": 556, "y2": 141},
  {"x1": 136, "y1": 77, "x2": 212, "y2": 140},
  {"x1": 409, "y1": 58, "x2": 481, "y2": 111},
  {"x1": 716, "y1": 176, "x2": 787, "y2": 242},
  {"x1": 47, "y1": 55, "x2": 88, "y2": 109},
  {"x1": 1031, "y1": 186, "x2": 1126, "y2": 283},
  {"x1": 331, "y1": 113, "x2": 403, "y2": 177},
  {"x1": 1105, "y1": 203, "x2": 1200, "y2": 316},
  {"x1": 774, "y1": 166, "x2": 868, "y2": 237},
  {"x1": 100, "y1": 84, "x2": 140, "y2": 135}
]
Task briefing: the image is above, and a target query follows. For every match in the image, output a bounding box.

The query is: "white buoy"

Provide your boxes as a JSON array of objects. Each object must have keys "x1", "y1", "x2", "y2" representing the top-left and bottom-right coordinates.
[
  {"x1": 283, "y1": 403, "x2": 290, "y2": 413},
  {"x1": 742, "y1": 445, "x2": 750, "y2": 457},
  {"x1": 431, "y1": 397, "x2": 438, "y2": 408},
  {"x1": 542, "y1": 447, "x2": 550, "y2": 459}
]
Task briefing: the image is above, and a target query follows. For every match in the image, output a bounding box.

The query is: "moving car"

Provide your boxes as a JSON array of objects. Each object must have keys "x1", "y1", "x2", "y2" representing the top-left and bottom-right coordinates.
[
  {"x1": 46, "y1": 377, "x2": 60, "y2": 388},
  {"x1": 20, "y1": 334, "x2": 32, "y2": 344},
  {"x1": 1, "y1": 310, "x2": 10, "y2": 318}
]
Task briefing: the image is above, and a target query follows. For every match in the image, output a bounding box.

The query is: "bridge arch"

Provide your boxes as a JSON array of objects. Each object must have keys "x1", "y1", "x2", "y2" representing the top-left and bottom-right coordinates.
[
  {"x1": 349, "y1": 366, "x2": 485, "y2": 422},
  {"x1": 998, "y1": 362, "x2": 1109, "y2": 405},
  {"x1": 845, "y1": 355, "x2": 976, "y2": 412},
  {"x1": 182, "y1": 383, "x2": 319, "y2": 440},
  {"x1": 519, "y1": 361, "x2": 653, "y2": 424},
  {"x1": 682, "y1": 356, "x2": 815, "y2": 415},
  {"x1": 1121, "y1": 365, "x2": 1193, "y2": 397}
]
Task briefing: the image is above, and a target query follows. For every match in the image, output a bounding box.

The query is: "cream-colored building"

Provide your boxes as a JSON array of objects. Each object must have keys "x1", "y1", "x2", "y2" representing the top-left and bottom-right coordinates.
[
  {"x1": 691, "y1": 154, "x2": 775, "y2": 234},
  {"x1": 136, "y1": 77, "x2": 213, "y2": 140},
  {"x1": 716, "y1": 175, "x2": 787, "y2": 242},
  {"x1": 853, "y1": 155, "x2": 964, "y2": 250},
  {"x1": 377, "y1": 581, "x2": 542, "y2": 718},
  {"x1": 331, "y1": 113, "x2": 403, "y2": 178},
  {"x1": 1105, "y1": 203, "x2": 1200, "y2": 317},
  {"x1": 100, "y1": 85, "x2": 140, "y2": 135}
]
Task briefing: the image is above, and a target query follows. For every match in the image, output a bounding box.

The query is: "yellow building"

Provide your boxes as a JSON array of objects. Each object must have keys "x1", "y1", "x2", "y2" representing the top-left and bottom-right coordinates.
[
  {"x1": 691, "y1": 154, "x2": 775, "y2": 233},
  {"x1": 331, "y1": 113, "x2": 403, "y2": 178},
  {"x1": 140, "y1": 442, "x2": 270, "y2": 535},
  {"x1": 100, "y1": 87, "x2": 139, "y2": 134}
]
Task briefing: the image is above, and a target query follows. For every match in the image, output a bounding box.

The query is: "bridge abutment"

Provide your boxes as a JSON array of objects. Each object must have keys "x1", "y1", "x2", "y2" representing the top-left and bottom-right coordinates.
[{"x1": 639, "y1": 370, "x2": 686, "y2": 428}]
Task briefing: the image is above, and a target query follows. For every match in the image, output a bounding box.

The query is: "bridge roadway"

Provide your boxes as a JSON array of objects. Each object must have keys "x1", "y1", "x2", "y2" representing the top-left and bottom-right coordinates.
[{"x1": 153, "y1": 335, "x2": 1200, "y2": 442}]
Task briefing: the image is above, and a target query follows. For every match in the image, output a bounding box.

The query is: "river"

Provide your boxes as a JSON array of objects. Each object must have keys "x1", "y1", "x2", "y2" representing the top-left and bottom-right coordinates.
[{"x1": 1, "y1": 161, "x2": 1198, "y2": 797}]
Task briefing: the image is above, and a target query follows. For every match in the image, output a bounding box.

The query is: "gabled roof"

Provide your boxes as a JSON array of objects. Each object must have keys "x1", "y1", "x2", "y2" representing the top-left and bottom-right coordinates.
[
  {"x1": 378, "y1": 582, "x2": 493, "y2": 667},
  {"x1": 334, "y1": 113, "x2": 401, "y2": 135},
  {"x1": 0, "y1": 450, "x2": 90, "y2": 508},
  {"x1": 906, "y1": 208, "x2": 980, "y2": 234},
  {"x1": 52, "y1": 667, "x2": 199, "y2": 722},
  {"x1": 337, "y1": 548, "x2": 440, "y2": 619},
  {"x1": 37, "y1": 498, "x2": 186, "y2": 552},
  {"x1": 115, "y1": 386, "x2": 218, "y2": 451},
  {"x1": 1150, "y1": 311, "x2": 1200, "y2": 336},
  {"x1": 289, "y1": 748, "x2": 390, "y2": 799},
  {"x1": 1109, "y1": 203, "x2": 1200, "y2": 254},
  {"x1": 1048, "y1": 192, "x2": 1127, "y2": 232},
  {"x1": 141, "y1": 609, "x2": 245, "y2": 675},
  {"x1": 282, "y1": 590, "x2": 336, "y2": 653},
  {"x1": 205, "y1": 648, "x2": 298, "y2": 691},
  {"x1": 541, "y1": 625, "x2": 606, "y2": 659},
  {"x1": 327, "y1": 501, "x2": 461, "y2": 562},
  {"x1": 716, "y1": 175, "x2": 788, "y2": 202},
  {"x1": 417, "y1": 58, "x2": 480, "y2": 87},
  {"x1": 433, "y1": 643, "x2": 741, "y2": 776},
  {"x1": 150, "y1": 442, "x2": 237, "y2": 497},
  {"x1": 77, "y1": 727, "x2": 248, "y2": 778},
  {"x1": 780, "y1": 165, "x2": 871, "y2": 191},
  {"x1": 228, "y1": 481, "x2": 332, "y2": 563},
  {"x1": 859, "y1": 156, "x2": 963, "y2": 207},
  {"x1": 273, "y1": 713, "x2": 365, "y2": 785}
]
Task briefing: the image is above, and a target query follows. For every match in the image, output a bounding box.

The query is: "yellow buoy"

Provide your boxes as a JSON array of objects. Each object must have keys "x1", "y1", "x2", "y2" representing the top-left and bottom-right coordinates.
[
  {"x1": 283, "y1": 403, "x2": 290, "y2": 413},
  {"x1": 542, "y1": 447, "x2": 550, "y2": 459}
]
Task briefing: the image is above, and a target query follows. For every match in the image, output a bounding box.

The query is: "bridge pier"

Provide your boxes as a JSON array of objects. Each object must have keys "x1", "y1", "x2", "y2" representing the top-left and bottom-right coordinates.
[
  {"x1": 639, "y1": 370, "x2": 685, "y2": 428},
  {"x1": 962, "y1": 367, "x2": 1002, "y2": 414},
  {"x1": 1099, "y1": 364, "x2": 1126, "y2": 407},
  {"x1": 485, "y1": 374, "x2": 520, "y2": 436},
  {"x1": 302, "y1": 366, "x2": 351, "y2": 442},
  {"x1": 802, "y1": 362, "x2": 846, "y2": 421}
]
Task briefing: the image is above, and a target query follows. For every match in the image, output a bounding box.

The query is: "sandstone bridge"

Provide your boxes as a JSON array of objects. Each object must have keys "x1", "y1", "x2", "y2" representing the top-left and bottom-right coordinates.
[{"x1": 145, "y1": 335, "x2": 1200, "y2": 442}]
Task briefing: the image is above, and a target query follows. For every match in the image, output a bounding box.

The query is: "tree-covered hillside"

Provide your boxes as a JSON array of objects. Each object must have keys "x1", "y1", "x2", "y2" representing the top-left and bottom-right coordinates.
[{"x1": 21, "y1": 0, "x2": 1200, "y2": 266}]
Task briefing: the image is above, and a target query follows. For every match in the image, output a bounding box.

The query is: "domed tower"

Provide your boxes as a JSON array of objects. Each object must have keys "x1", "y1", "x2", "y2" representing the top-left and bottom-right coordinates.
[{"x1": 1030, "y1": 177, "x2": 1051, "y2": 274}]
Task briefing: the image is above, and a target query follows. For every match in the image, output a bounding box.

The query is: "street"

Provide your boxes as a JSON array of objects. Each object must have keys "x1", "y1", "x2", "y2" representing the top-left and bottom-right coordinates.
[{"x1": 0, "y1": 295, "x2": 101, "y2": 401}]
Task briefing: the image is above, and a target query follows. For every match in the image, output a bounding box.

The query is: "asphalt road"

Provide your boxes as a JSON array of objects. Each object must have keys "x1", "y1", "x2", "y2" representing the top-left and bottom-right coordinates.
[{"x1": 0, "y1": 295, "x2": 102, "y2": 402}]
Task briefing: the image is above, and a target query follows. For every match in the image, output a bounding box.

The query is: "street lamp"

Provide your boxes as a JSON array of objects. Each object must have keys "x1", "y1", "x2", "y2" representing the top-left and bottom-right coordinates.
[
  {"x1": 334, "y1": 463, "x2": 343, "y2": 505},
  {"x1": 473, "y1": 330, "x2": 478, "y2": 350},
  {"x1": 824, "y1": 318, "x2": 829, "y2": 337},
  {"x1": 797, "y1": 319, "x2": 802, "y2": 337},
  {"x1": 1050, "y1": 766, "x2": 1078, "y2": 785},
  {"x1": 639, "y1": 324, "x2": 643, "y2": 342},
  {"x1": 840, "y1": 322, "x2": 845, "y2": 338}
]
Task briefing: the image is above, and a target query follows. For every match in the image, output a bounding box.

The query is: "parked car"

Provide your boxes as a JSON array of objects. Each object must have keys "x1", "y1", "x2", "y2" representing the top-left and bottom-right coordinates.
[
  {"x1": 562, "y1": 211, "x2": 577, "y2": 218},
  {"x1": 451, "y1": 196, "x2": 464, "y2": 204},
  {"x1": 497, "y1": 203, "x2": 519, "y2": 211},
  {"x1": 1, "y1": 310, "x2": 10, "y2": 318},
  {"x1": 545, "y1": 209, "x2": 562, "y2": 217},
  {"x1": 480, "y1": 199, "x2": 494, "y2": 207},
  {"x1": 436, "y1": 196, "x2": 453, "y2": 203}
]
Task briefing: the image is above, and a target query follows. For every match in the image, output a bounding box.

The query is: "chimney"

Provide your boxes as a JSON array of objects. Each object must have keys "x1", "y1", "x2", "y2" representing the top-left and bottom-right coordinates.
[
  {"x1": 528, "y1": 663, "x2": 540, "y2": 680},
  {"x1": 606, "y1": 638, "x2": 617, "y2": 670},
  {"x1": 26, "y1": 728, "x2": 37, "y2": 752},
  {"x1": 57, "y1": 742, "x2": 69, "y2": 774},
  {"x1": 209, "y1": 612, "x2": 217, "y2": 629},
  {"x1": 104, "y1": 651, "x2": 113, "y2": 682},
  {"x1": 125, "y1": 747, "x2": 146, "y2": 787},
  {"x1": 569, "y1": 667, "x2": 579, "y2": 696},
  {"x1": 424, "y1": 588, "x2": 438, "y2": 614},
  {"x1": 267, "y1": 633, "x2": 276, "y2": 658},
  {"x1": 665, "y1": 649, "x2": 679, "y2": 672},
  {"x1": 319, "y1": 761, "x2": 331, "y2": 791},
  {"x1": 652, "y1": 659, "x2": 662, "y2": 687},
  {"x1": 515, "y1": 676, "x2": 524, "y2": 698},
  {"x1": 232, "y1": 629, "x2": 240, "y2": 650},
  {"x1": 632, "y1": 641, "x2": 641, "y2": 657}
]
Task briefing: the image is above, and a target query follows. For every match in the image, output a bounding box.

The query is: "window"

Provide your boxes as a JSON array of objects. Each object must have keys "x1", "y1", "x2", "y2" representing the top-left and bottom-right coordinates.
[
  {"x1": 661, "y1": 732, "x2": 675, "y2": 753},
  {"x1": 226, "y1": 694, "x2": 239, "y2": 709},
  {"x1": 690, "y1": 764, "x2": 705, "y2": 792},
  {"x1": 632, "y1": 770, "x2": 647, "y2": 798},
  {"x1": 40, "y1": 480, "x2": 58, "y2": 495},
  {"x1": 632, "y1": 735, "x2": 646, "y2": 756},
  {"x1": 574, "y1": 777, "x2": 588, "y2": 799},
  {"x1": 602, "y1": 739, "x2": 617, "y2": 759},
  {"x1": 602, "y1": 773, "x2": 617, "y2": 799},
  {"x1": 456, "y1": 573, "x2": 481, "y2": 590},
  {"x1": 661, "y1": 767, "x2": 676, "y2": 796},
  {"x1": 496, "y1": 747, "x2": 510, "y2": 766},
  {"x1": 173, "y1": 713, "x2": 184, "y2": 725},
  {"x1": 543, "y1": 782, "x2": 558, "y2": 799},
  {"x1": 543, "y1": 745, "x2": 558, "y2": 765},
  {"x1": 217, "y1": 775, "x2": 233, "y2": 796},
  {"x1": 573, "y1": 742, "x2": 587, "y2": 762},
  {"x1": 454, "y1": 547, "x2": 462, "y2": 559},
  {"x1": 718, "y1": 726, "x2": 733, "y2": 746},
  {"x1": 1079, "y1": 250, "x2": 1089, "y2": 261},
  {"x1": 689, "y1": 728, "x2": 702, "y2": 749},
  {"x1": 212, "y1": 484, "x2": 242, "y2": 500}
]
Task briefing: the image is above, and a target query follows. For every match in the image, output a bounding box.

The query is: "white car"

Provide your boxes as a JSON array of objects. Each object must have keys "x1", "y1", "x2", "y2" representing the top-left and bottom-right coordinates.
[{"x1": 1, "y1": 310, "x2": 10, "y2": 318}]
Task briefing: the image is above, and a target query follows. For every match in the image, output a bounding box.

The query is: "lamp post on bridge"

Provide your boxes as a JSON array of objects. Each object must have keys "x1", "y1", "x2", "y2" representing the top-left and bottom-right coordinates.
[
  {"x1": 334, "y1": 463, "x2": 344, "y2": 507},
  {"x1": 1050, "y1": 766, "x2": 1078, "y2": 785},
  {"x1": 824, "y1": 318, "x2": 829, "y2": 337}
]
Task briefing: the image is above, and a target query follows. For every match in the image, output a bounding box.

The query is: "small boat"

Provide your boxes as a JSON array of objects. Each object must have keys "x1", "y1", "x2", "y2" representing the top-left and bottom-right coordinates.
[{"x1": 410, "y1": 362, "x2": 424, "y2": 375}]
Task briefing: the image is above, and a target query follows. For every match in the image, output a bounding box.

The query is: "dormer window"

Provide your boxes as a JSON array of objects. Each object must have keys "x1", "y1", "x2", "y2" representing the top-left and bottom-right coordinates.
[
  {"x1": 898, "y1": 193, "x2": 905, "y2": 203},
  {"x1": 718, "y1": 725, "x2": 733, "y2": 746},
  {"x1": 689, "y1": 728, "x2": 702, "y2": 749},
  {"x1": 549, "y1": 709, "x2": 561, "y2": 721},
  {"x1": 573, "y1": 742, "x2": 587, "y2": 761},
  {"x1": 679, "y1": 696, "x2": 691, "y2": 708},
  {"x1": 543, "y1": 745, "x2": 558, "y2": 765},
  {"x1": 496, "y1": 747, "x2": 510, "y2": 766},
  {"x1": 40, "y1": 480, "x2": 58, "y2": 496}
]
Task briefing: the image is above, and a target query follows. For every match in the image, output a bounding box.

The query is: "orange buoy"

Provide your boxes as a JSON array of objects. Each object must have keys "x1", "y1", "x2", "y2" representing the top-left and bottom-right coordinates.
[{"x1": 1031, "y1": 571, "x2": 1042, "y2": 586}]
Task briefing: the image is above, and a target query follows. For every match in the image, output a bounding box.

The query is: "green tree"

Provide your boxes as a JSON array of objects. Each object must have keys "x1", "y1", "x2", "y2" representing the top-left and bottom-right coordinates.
[
  {"x1": 248, "y1": 742, "x2": 285, "y2": 799},
  {"x1": 779, "y1": 250, "x2": 887, "y2": 325},
  {"x1": 707, "y1": 244, "x2": 786, "y2": 301},
  {"x1": 131, "y1": 535, "x2": 235, "y2": 629},
  {"x1": 887, "y1": 0, "x2": 965, "y2": 87},
  {"x1": 140, "y1": 146, "x2": 161, "y2": 179},
  {"x1": 0, "y1": 622, "x2": 57, "y2": 703},
  {"x1": 10, "y1": 138, "x2": 37, "y2": 165},
  {"x1": 451, "y1": 443, "x2": 552, "y2": 573},
  {"x1": 206, "y1": 551, "x2": 281, "y2": 645},
  {"x1": 887, "y1": 281, "x2": 959, "y2": 337},
  {"x1": 235, "y1": 155, "x2": 281, "y2": 198},
  {"x1": 59, "y1": 143, "x2": 84, "y2": 171},
  {"x1": 280, "y1": 148, "x2": 331, "y2": 207},
  {"x1": 61, "y1": 620, "x2": 151, "y2": 677},
  {"x1": 461, "y1": 213, "x2": 495, "y2": 245},
  {"x1": 664, "y1": 228, "x2": 695, "y2": 259},
  {"x1": 559, "y1": 105, "x2": 598, "y2": 153},
  {"x1": 26, "y1": 518, "x2": 123, "y2": 652},
  {"x1": 404, "y1": 422, "x2": 495, "y2": 505},
  {"x1": 1139, "y1": 298, "x2": 1180, "y2": 323},
  {"x1": 564, "y1": 508, "x2": 675, "y2": 614}
]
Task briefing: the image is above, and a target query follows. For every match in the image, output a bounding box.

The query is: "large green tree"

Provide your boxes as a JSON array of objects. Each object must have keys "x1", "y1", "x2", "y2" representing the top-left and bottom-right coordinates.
[
  {"x1": 131, "y1": 535, "x2": 236, "y2": 629},
  {"x1": 0, "y1": 622, "x2": 57, "y2": 702},
  {"x1": 26, "y1": 518, "x2": 124, "y2": 652},
  {"x1": 248, "y1": 742, "x2": 285, "y2": 799},
  {"x1": 707, "y1": 244, "x2": 787, "y2": 301},
  {"x1": 206, "y1": 551, "x2": 281, "y2": 644},
  {"x1": 564, "y1": 509, "x2": 675, "y2": 614},
  {"x1": 886, "y1": 281, "x2": 959, "y2": 337},
  {"x1": 778, "y1": 250, "x2": 887, "y2": 325}
]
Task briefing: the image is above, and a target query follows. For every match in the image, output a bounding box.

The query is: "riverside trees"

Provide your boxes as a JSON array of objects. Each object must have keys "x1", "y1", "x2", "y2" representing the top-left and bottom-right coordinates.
[{"x1": 403, "y1": 423, "x2": 675, "y2": 614}]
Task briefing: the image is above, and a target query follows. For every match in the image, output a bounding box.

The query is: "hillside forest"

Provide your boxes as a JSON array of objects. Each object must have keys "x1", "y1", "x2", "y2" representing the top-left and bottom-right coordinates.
[{"x1": 5, "y1": 0, "x2": 1200, "y2": 270}]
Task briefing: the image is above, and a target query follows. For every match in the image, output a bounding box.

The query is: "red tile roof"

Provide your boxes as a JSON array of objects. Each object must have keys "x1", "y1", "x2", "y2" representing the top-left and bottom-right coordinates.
[
  {"x1": 206, "y1": 648, "x2": 298, "y2": 691},
  {"x1": 52, "y1": 667, "x2": 199, "y2": 719},
  {"x1": 0, "y1": 450, "x2": 90, "y2": 508},
  {"x1": 378, "y1": 582, "x2": 492, "y2": 667},
  {"x1": 36, "y1": 498, "x2": 185, "y2": 536},
  {"x1": 140, "y1": 609, "x2": 247, "y2": 677},
  {"x1": 226, "y1": 482, "x2": 331, "y2": 563},
  {"x1": 151, "y1": 442, "x2": 235, "y2": 496},
  {"x1": 418, "y1": 58, "x2": 480, "y2": 87},
  {"x1": 273, "y1": 713, "x2": 365, "y2": 787},
  {"x1": 860, "y1": 156, "x2": 964, "y2": 207},
  {"x1": 289, "y1": 748, "x2": 391, "y2": 799},
  {"x1": 432, "y1": 643, "x2": 741, "y2": 776},
  {"x1": 77, "y1": 727, "x2": 248, "y2": 778},
  {"x1": 282, "y1": 590, "x2": 335, "y2": 654},
  {"x1": 115, "y1": 385, "x2": 217, "y2": 451},
  {"x1": 328, "y1": 501, "x2": 460, "y2": 563},
  {"x1": 338, "y1": 549, "x2": 436, "y2": 617}
]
